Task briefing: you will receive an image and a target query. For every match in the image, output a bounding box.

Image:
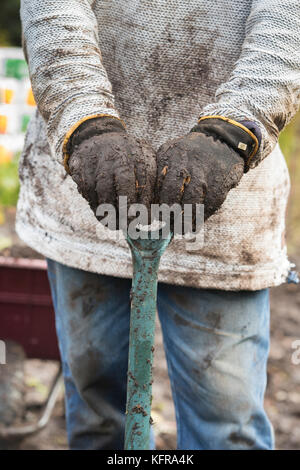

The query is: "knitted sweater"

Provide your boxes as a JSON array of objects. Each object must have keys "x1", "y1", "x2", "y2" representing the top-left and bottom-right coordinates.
[{"x1": 17, "y1": 0, "x2": 300, "y2": 290}]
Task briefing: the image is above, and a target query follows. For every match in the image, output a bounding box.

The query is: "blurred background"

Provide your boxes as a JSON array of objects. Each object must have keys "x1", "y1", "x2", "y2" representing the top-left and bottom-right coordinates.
[{"x1": 0, "y1": 0, "x2": 299, "y2": 450}]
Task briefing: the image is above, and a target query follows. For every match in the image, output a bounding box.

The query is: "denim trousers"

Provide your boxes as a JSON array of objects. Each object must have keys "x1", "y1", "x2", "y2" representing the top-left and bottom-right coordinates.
[{"x1": 47, "y1": 258, "x2": 274, "y2": 450}]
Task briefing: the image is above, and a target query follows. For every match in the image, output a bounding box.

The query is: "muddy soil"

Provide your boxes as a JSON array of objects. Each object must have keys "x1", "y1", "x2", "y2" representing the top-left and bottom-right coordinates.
[{"x1": 0, "y1": 209, "x2": 299, "y2": 449}]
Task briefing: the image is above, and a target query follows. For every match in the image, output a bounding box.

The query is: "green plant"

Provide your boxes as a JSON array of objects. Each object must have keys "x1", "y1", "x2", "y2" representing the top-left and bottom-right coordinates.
[
  {"x1": 0, "y1": 159, "x2": 20, "y2": 207},
  {"x1": 279, "y1": 114, "x2": 300, "y2": 254}
]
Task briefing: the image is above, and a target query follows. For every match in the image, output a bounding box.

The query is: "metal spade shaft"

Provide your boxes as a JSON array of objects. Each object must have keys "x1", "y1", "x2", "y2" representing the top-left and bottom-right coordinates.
[{"x1": 124, "y1": 233, "x2": 172, "y2": 450}]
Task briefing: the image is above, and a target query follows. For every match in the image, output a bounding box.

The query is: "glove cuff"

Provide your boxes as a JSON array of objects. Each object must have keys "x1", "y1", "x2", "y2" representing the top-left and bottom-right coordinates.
[
  {"x1": 191, "y1": 116, "x2": 260, "y2": 172},
  {"x1": 63, "y1": 115, "x2": 126, "y2": 173}
]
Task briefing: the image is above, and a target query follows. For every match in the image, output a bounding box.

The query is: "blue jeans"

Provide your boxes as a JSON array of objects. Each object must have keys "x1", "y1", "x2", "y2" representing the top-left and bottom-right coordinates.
[{"x1": 47, "y1": 259, "x2": 274, "y2": 450}]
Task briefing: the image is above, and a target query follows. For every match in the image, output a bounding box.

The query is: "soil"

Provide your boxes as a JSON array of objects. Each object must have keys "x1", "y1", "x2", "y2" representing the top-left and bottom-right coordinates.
[
  {"x1": 0, "y1": 209, "x2": 299, "y2": 450},
  {"x1": 0, "y1": 341, "x2": 26, "y2": 432}
]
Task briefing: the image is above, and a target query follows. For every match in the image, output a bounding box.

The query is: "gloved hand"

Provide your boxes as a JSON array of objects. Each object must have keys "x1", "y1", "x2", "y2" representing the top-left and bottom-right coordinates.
[
  {"x1": 156, "y1": 117, "x2": 259, "y2": 229},
  {"x1": 65, "y1": 116, "x2": 156, "y2": 226}
]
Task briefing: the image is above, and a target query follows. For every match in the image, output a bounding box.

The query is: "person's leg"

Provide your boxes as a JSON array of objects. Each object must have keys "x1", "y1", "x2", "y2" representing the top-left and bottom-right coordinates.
[
  {"x1": 47, "y1": 259, "x2": 132, "y2": 450},
  {"x1": 157, "y1": 284, "x2": 274, "y2": 450}
]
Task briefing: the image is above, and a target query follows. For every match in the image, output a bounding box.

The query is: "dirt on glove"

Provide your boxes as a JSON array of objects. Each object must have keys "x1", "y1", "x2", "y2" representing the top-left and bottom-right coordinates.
[
  {"x1": 156, "y1": 132, "x2": 244, "y2": 223},
  {"x1": 69, "y1": 130, "x2": 157, "y2": 225}
]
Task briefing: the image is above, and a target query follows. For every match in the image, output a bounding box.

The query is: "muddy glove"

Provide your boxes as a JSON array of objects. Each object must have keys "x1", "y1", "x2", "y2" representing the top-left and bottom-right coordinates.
[
  {"x1": 156, "y1": 116, "x2": 260, "y2": 229},
  {"x1": 65, "y1": 116, "x2": 156, "y2": 226}
]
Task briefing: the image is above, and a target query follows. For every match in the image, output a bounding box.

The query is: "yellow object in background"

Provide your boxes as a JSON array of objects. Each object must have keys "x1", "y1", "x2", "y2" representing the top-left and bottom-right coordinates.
[
  {"x1": 0, "y1": 144, "x2": 12, "y2": 163},
  {"x1": 26, "y1": 88, "x2": 35, "y2": 106},
  {"x1": 0, "y1": 208, "x2": 4, "y2": 225},
  {"x1": 4, "y1": 88, "x2": 14, "y2": 104},
  {"x1": 0, "y1": 78, "x2": 19, "y2": 105},
  {"x1": 0, "y1": 115, "x2": 7, "y2": 134}
]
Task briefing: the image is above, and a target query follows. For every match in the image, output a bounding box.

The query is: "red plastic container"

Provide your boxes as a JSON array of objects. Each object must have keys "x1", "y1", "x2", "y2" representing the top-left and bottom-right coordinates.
[{"x1": 0, "y1": 257, "x2": 60, "y2": 360}]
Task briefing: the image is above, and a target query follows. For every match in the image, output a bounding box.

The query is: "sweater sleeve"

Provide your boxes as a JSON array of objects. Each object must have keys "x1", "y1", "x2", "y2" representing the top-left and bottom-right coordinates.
[
  {"x1": 20, "y1": 0, "x2": 120, "y2": 163},
  {"x1": 198, "y1": 0, "x2": 300, "y2": 168}
]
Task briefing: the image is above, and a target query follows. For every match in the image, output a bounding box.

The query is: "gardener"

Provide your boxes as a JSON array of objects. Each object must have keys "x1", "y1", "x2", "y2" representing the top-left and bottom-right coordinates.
[{"x1": 18, "y1": 0, "x2": 300, "y2": 450}]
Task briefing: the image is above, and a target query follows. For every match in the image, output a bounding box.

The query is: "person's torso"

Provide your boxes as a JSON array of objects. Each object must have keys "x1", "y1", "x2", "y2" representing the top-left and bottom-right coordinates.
[
  {"x1": 94, "y1": 0, "x2": 253, "y2": 147},
  {"x1": 16, "y1": 0, "x2": 292, "y2": 290}
]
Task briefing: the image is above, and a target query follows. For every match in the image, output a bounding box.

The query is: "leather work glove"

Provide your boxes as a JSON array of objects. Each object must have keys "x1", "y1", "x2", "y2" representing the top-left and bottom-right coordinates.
[
  {"x1": 156, "y1": 116, "x2": 260, "y2": 230},
  {"x1": 65, "y1": 116, "x2": 156, "y2": 227}
]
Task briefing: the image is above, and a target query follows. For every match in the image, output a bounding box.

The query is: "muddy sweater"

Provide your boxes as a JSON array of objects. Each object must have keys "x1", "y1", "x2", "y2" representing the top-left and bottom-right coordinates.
[{"x1": 17, "y1": 0, "x2": 300, "y2": 290}]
